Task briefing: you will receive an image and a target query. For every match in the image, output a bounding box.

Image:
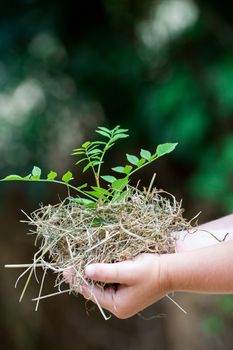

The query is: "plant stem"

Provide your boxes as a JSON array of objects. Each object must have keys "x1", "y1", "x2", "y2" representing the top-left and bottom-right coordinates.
[
  {"x1": 6, "y1": 179, "x2": 97, "y2": 201},
  {"x1": 129, "y1": 155, "x2": 158, "y2": 179},
  {"x1": 96, "y1": 138, "x2": 113, "y2": 184},
  {"x1": 85, "y1": 152, "x2": 100, "y2": 188}
]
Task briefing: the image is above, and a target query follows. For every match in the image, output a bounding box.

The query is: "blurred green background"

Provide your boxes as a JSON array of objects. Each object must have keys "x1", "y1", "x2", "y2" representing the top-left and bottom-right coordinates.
[{"x1": 1, "y1": 0, "x2": 233, "y2": 349}]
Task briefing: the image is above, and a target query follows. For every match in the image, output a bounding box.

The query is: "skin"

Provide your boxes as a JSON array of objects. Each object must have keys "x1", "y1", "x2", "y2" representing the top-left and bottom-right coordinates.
[{"x1": 64, "y1": 215, "x2": 233, "y2": 319}]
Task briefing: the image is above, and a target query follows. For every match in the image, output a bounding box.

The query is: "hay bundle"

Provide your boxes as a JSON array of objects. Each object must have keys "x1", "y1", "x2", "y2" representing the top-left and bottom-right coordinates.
[{"x1": 22, "y1": 187, "x2": 191, "y2": 301}]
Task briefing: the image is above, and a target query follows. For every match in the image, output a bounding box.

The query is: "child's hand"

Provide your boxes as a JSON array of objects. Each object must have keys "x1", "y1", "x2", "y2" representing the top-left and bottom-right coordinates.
[{"x1": 65, "y1": 253, "x2": 170, "y2": 319}]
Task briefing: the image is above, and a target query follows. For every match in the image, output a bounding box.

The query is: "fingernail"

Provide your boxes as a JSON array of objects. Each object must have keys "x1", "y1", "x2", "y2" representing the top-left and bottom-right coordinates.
[{"x1": 85, "y1": 265, "x2": 95, "y2": 278}]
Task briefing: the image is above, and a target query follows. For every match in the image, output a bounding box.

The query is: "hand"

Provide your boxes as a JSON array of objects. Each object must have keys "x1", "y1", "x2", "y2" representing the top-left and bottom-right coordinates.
[
  {"x1": 64, "y1": 215, "x2": 233, "y2": 319},
  {"x1": 65, "y1": 253, "x2": 170, "y2": 319}
]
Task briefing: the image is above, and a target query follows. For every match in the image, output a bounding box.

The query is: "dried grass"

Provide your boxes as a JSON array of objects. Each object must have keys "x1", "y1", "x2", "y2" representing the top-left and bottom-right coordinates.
[{"x1": 9, "y1": 186, "x2": 194, "y2": 318}]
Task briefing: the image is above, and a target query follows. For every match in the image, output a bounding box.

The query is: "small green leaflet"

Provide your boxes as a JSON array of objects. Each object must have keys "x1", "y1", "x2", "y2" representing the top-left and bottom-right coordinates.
[
  {"x1": 136, "y1": 159, "x2": 146, "y2": 167},
  {"x1": 1, "y1": 175, "x2": 24, "y2": 181},
  {"x1": 124, "y1": 165, "x2": 133, "y2": 174},
  {"x1": 112, "y1": 177, "x2": 128, "y2": 191},
  {"x1": 126, "y1": 154, "x2": 139, "y2": 166},
  {"x1": 75, "y1": 158, "x2": 88, "y2": 165},
  {"x1": 111, "y1": 133, "x2": 129, "y2": 142},
  {"x1": 91, "y1": 186, "x2": 112, "y2": 196},
  {"x1": 83, "y1": 163, "x2": 92, "y2": 173},
  {"x1": 140, "y1": 149, "x2": 151, "y2": 161},
  {"x1": 97, "y1": 126, "x2": 111, "y2": 134},
  {"x1": 47, "y1": 171, "x2": 57, "y2": 180},
  {"x1": 113, "y1": 190, "x2": 128, "y2": 202},
  {"x1": 85, "y1": 191, "x2": 109, "y2": 200},
  {"x1": 156, "y1": 143, "x2": 178, "y2": 158},
  {"x1": 88, "y1": 149, "x2": 102, "y2": 155},
  {"x1": 72, "y1": 198, "x2": 96, "y2": 206},
  {"x1": 115, "y1": 128, "x2": 129, "y2": 134},
  {"x1": 62, "y1": 171, "x2": 74, "y2": 183},
  {"x1": 81, "y1": 141, "x2": 91, "y2": 148},
  {"x1": 101, "y1": 175, "x2": 117, "y2": 183},
  {"x1": 77, "y1": 183, "x2": 88, "y2": 190},
  {"x1": 112, "y1": 166, "x2": 125, "y2": 174},
  {"x1": 31, "y1": 166, "x2": 41, "y2": 179},
  {"x1": 95, "y1": 129, "x2": 110, "y2": 138}
]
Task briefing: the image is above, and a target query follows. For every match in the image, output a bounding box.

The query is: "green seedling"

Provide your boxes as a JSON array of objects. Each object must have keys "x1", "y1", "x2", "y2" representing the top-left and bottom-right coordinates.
[
  {"x1": 0, "y1": 125, "x2": 177, "y2": 203},
  {"x1": 2, "y1": 125, "x2": 182, "y2": 319}
]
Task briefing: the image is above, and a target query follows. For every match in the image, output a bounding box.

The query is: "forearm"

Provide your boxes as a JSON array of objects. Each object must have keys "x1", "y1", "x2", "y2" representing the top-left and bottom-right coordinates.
[
  {"x1": 176, "y1": 214, "x2": 233, "y2": 252},
  {"x1": 164, "y1": 240, "x2": 233, "y2": 294}
]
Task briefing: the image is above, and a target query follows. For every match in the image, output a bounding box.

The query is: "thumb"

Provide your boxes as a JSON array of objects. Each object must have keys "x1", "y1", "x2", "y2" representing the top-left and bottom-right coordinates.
[{"x1": 85, "y1": 260, "x2": 135, "y2": 284}]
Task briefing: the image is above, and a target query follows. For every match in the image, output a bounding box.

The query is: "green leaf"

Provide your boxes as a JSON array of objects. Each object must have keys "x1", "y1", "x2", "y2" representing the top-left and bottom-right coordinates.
[
  {"x1": 62, "y1": 171, "x2": 74, "y2": 183},
  {"x1": 156, "y1": 143, "x2": 178, "y2": 158},
  {"x1": 92, "y1": 160, "x2": 102, "y2": 167},
  {"x1": 97, "y1": 127, "x2": 111, "y2": 134},
  {"x1": 111, "y1": 134, "x2": 129, "y2": 142},
  {"x1": 91, "y1": 155, "x2": 101, "y2": 160},
  {"x1": 140, "y1": 149, "x2": 152, "y2": 161},
  {"x1": 31, "y1": 166, "x2": 41, "y2": 179},
  {"x1": 83, "y1": 163, "x2": 92, "y2": 173},
  {"x1": 112, "y1": 177, "x2": 129, "y2": 191},
  {"x1": 82, "y1": 141, "x2": 91, "y2": 148},
  {"x1": 77, "y1": 183, "x2": 88, "y2": 190},
  {"x1": 47, "y1": 171, "x2": 57, "y2": 180},
  {"x1": 85, "y1": 191, "x2": 109, "y2": 200},
  {"x1": 71, "y1": 150, "x2": 85, "y2": 155},
  {"x1": 75, "y1": 158, "x2": 88, "y2": 165},
  {"x1": 113, "y1": 190, "x2": 128, "y2": 202},
  {"x1": 72, "y1": 198, "x2": 96, "y2": 206},
  {"x1": 88, "y1": 149, "x2": 102, "y2": 155},
  {"x1": 114, "y1": 128, "x2": 129, "y2": 134},
  {"x1": 101, "y1": 175, "x2": 117, "y2": 183},
  {"x1": 136, "y1": 158, "x2": 146, "y2": 167},
  {"x1": 72, "y1": 147, "x2": 83, "y2": 152},
  {"x1": 91, "y1": 187, "x2": 112, "y2": 196},
  {"x1": 1, "y1": 175, "x2": 24, "y2": 181},
  {"x1": 112, "y1": 166, "x2": 125, "y2": 174},
  {"x1": 124, "y1": 165, "x2": 133, "y2": 174},
  {"x1": 92, "y1": 141, "x2": 106, "y2": 145},
  {"x1": 96, "y1": 130, "x2": 111, "y2": 138},
  {"x1": 126, "y1": 154, "x2": 139, "y2": 166}
]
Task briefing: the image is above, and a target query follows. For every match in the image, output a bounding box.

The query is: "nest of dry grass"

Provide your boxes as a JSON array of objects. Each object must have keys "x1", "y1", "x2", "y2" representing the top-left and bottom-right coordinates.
[{"x1": 19, "y1": 186, "x2": 193, "y2": 312}]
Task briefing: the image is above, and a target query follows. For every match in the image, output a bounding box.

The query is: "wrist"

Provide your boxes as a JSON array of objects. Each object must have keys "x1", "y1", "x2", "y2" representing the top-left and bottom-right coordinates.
[
  {"x1": 158, "y1": 253, "x2": 176, "y2": 294},
  {"x1": 160, "y1": 251, "x2": 189, "y2": 293}
]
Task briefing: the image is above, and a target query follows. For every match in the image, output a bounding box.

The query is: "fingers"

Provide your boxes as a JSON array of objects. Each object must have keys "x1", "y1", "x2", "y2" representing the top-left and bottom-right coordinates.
[
  {"x1": 82, "y1": 284, "x2": 115, "y2": 309},
  {"x1": 80, "y1": 284, "x2": 131, "y2": 319},
  {"x1": 85, "y1": 260, "x2": 135, "y2": 284},
  {"x1": 63, "y1": 260, "x2": 135, "y2": 286}
]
